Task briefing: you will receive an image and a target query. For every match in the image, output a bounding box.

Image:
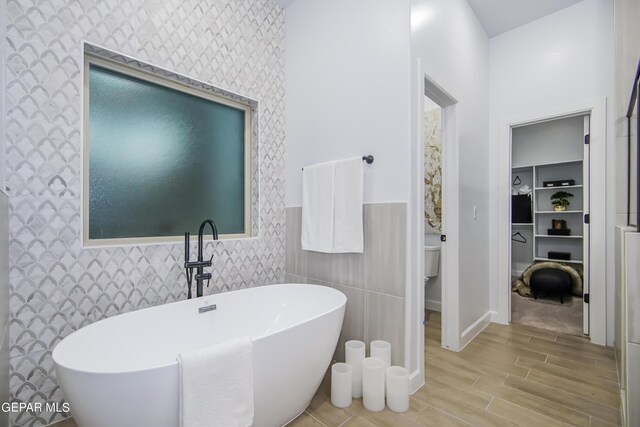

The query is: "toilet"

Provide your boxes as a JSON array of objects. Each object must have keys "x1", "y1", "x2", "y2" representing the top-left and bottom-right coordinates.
[
  {"x1": 424, "y1": 246, "x2": 441, "y2": 309},
  {"x1": 424, "y1": 245, "x2": 441, "y2": 281}
]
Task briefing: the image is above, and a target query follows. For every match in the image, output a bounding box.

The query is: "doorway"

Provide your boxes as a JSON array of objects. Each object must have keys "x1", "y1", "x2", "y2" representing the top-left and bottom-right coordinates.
[
  {"x1": 509, "y1": 114, "x2": 590, "y2": 336},
  {"x1": 409, "y1": 70, "x2": 460, "y2": 392},
  {"x1": 496, "y1": 99, "x2": 607, "y2": 345},
  {"x1": 420, "y1": 76, "x2": 458, "y2": 351}
]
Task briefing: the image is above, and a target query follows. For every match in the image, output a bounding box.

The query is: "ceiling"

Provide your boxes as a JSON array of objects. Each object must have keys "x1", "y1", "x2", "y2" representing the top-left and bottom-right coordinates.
[
  {"x1": 276, "y1": 0, "x2": 584, "y2": 39},
  {"x1": 465, "y1": 0, "x2": 584, "y2": 37}
]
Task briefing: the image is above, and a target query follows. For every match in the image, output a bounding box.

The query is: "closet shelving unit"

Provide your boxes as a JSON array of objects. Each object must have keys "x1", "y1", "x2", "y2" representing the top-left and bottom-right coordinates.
[{"x1": 512, "y1": 159, "x2": 585, "y2": 265}]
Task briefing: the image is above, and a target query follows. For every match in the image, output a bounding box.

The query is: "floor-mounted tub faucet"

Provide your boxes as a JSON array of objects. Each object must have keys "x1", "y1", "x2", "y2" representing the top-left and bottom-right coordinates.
[{"x1": 184, "y1": 219, "x2": 219, "y2": 298}]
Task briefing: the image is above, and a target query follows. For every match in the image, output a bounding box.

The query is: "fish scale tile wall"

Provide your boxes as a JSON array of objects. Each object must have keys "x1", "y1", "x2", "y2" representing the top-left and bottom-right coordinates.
[{"x1": 4, "y1": 0, "x2": 285, "y2": 425}]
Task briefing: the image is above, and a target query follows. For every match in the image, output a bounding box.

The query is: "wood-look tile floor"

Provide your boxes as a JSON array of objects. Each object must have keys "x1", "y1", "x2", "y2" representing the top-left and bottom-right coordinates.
[
  {"x1": 52, "y1": 311, "x2": 620, "y2": 427},
  {"x1": 291, "y1": 311, "x2": 621, "y2": 427}
]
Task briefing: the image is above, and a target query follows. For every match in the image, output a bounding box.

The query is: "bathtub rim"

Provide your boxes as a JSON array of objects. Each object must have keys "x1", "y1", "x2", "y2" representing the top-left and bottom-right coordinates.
[{"x1": 52, "y1": 283, "x2": 346, "y2": 375}]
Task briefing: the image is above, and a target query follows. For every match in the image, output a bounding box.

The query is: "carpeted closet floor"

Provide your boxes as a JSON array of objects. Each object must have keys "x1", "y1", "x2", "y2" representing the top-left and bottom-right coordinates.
[{"x1": 511, "y1": 292, "x2": 583, "y2": 336}]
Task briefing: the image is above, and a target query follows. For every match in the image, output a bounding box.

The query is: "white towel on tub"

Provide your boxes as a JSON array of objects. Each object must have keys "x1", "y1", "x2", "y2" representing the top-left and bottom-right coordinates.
[{"x1": 178, "y1": 337, "x2": 254, "y2": 427}]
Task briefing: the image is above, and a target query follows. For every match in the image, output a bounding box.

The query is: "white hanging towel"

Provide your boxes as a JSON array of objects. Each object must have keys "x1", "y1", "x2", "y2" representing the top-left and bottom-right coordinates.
[
  {"x1": 178, "y1": 337, "x2": 254, "y2": 427},
  {"x1": 302, "y1": 160, "x2": 336, "y2": 252},
  {"x1": 333, "y1": 157, "x2": 364, "y2": 253},
  {"x1": 302, "y1": 157, "x2": 364, "y2": 253}
]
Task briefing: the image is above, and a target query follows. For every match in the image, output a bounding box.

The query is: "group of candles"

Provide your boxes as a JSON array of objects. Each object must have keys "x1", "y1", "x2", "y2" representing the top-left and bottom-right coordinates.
[{"x1": 330, "y1": 340, "x2": 409, "y2": 413}]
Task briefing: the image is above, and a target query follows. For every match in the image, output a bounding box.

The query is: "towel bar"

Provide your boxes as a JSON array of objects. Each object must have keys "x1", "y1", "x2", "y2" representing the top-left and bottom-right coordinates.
[{"x1": 302, "y1": 155, "x2": 374, "y2": 170}]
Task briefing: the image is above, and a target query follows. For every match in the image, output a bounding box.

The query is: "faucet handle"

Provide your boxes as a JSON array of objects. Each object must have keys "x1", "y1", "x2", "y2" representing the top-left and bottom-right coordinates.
[{"x1": 207, "y1": 255, "x2": 213, "y2": 288}]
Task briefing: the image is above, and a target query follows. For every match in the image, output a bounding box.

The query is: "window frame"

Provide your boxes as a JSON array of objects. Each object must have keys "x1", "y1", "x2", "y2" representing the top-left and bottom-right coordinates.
[{"x1": 82, "y1": 53, "x2": 253, "y2": 246}]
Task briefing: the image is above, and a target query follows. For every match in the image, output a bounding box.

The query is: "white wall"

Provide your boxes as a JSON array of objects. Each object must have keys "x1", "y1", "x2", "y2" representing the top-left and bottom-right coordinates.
[
  {"x1": 488, "y1": 0, "x2": 615, "y2": 343},
  {"x1": 411, "y1": 0, "x2": 491, "y2": 338},
  {"x1": 511, "y1": 115, "x2": 585, "y2": 167},
  {"x1": 284, "y1": 0, "x2": 412, "y2": 207},
  {"x1": 489, "y1": 0, "x2": 613, "y2": 118}
]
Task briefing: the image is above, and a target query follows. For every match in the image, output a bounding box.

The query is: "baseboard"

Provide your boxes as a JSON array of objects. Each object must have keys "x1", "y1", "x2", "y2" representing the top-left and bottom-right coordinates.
[
  {"x1": 512, "y1": 262, "x2": 529, "y2": 278},
  {"x1": 409, "y1": 369, "x2": 424, "y2": 394},
  {"x1": 425, "y1": 299, "x2": 441, "y2": 312},
  {"x1": 511, "y1": 268, "x2": 525, "y2": 277},
  {"x1": 459, "y1": 311, "x2": 492, "y2": 350},
  {"x1": 490, "y1": 310, "x2": 508, "y2": 325}
]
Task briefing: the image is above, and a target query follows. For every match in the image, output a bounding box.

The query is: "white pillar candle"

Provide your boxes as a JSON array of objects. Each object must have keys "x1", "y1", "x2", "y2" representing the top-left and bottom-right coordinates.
[
  {"x1": 370, "y1": 340, "x2": 391, "y2": 369},
  {"x1": 331, "y1": 363, "x2": 352, "y2": 408},
  {"x1": 386, "y1": 366, "x2": 409, "y2": 413},
  {"x1": 345, "y1": 340, "x2": 365, "y2": 398},
  {"x1": 362, "y1": 357, "x2": 385, "y2": 412}
]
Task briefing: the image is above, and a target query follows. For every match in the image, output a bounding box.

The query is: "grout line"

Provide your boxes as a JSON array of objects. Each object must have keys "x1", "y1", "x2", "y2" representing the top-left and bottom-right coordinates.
[
  {"x1": 485, "y1": 396, "x2": 495, "y2": 411},
  {"x1": 336, "y1": 415, "x2": 354, "y2": 427},
  {"x1": 410, "y1": 400, "x2": 428, "y2": 421},
  {"x1": 496, "y1": 397, "x2": 576, "y2": 427},
  {"x1": 426, "y1": 404, "x2": 475, "y2": 426},
  {"x1": 398, "y1": 413, "x2": 419, "y2": 424},
  {"x1": 305, "y1": 411, "x2": 329, "y2": 427},
  {"x1": 361, "y1": 288, "x2": 406, "y2": 300}
]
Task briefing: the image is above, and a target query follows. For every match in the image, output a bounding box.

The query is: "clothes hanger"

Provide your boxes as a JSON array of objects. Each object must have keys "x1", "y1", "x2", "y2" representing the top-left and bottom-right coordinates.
[
  {"x1": 512, "y1": 175, "x2": 522, "y2": 186},
  {"x1": 511, "y1": 232, "x2": 527, "y2": 243}
]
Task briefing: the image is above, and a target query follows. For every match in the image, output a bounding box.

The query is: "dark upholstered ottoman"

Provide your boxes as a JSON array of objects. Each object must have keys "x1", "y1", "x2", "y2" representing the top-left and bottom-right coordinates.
[{"x1": 530, "y1": 268, "x2": 572, "y2": 304}]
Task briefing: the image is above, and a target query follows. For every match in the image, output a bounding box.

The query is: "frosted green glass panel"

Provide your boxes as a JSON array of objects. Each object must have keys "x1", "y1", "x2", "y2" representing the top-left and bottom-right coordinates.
[{"x1": 88, "y1": 64, "x2": 247, "y2": 240}]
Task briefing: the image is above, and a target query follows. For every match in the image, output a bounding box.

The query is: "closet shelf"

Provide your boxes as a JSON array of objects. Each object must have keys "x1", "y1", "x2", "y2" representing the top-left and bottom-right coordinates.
[
  {"x1": 513, "y1": 159, "x2": 583, "y2": 169},
  {"x1": 534, "y1": 257, "x2": 583, "y2": 264},
  {"x1": 535, "y1": 210, "x2": 583, "y2": 214},
  {"x1": 535, "y1": 185, "x2": 583, "y2": 191},
  {"x1": 535, "y1": 234, "x2": 583, "y2": 239},
  {"x1": 534, "y1": 159, "x2": 583, "y2": 167}
]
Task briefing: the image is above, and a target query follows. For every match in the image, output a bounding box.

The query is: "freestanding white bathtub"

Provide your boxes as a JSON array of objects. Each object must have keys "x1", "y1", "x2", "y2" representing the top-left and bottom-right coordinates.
[{"x1": 52, "y1": 284, "x2": 346, "y2": 427}]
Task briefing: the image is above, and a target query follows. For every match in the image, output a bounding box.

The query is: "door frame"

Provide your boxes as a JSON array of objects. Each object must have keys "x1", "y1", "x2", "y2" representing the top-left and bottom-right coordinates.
[
  {"x1": 420, "y1": 75, "x2": 459, "y2": 354},
  {"x1": 495, "y1": 99, "x2": 607, "y2": 345},
  {"x1": 407, "y1": 63, "x2": 460, "y2": 393}
]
